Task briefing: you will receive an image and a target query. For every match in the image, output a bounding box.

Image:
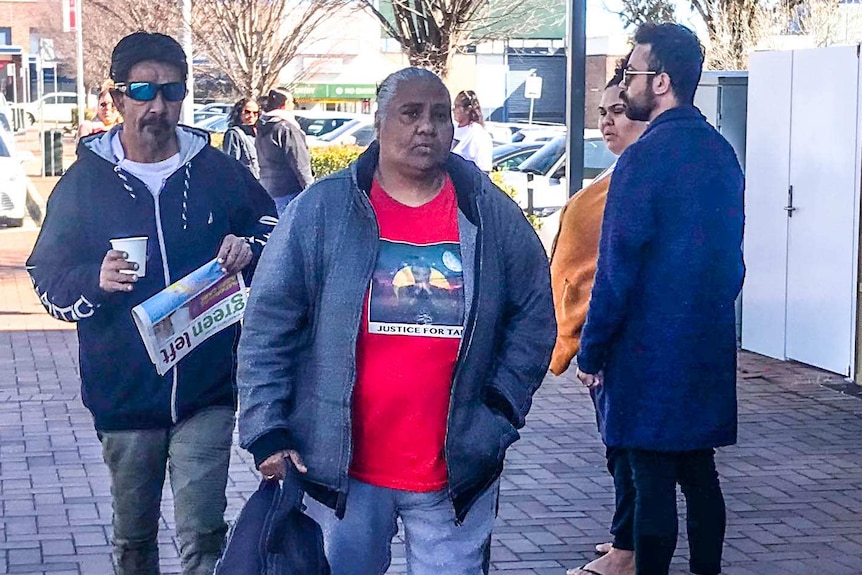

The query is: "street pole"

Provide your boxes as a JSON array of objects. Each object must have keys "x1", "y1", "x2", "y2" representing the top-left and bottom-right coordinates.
[
  {"x1": 565, "y1": 0, "x2": 586, "y2": 197},
  {"x1": 75, "y1": 0, "x2": 86, "y2": 131},
  {"x1": 181, "y1": 0, "x2": 194, "y2": 125},
  {"x1": 37, "y1": 53, "x2": 44, "y2": 177}
]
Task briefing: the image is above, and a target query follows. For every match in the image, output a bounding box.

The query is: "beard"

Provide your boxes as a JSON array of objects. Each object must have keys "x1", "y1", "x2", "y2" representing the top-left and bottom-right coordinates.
[
  {"x1": 623, "y1": 87, "x2": 656, "y2": 122},
  {"x1": 139, "y1": 114, "x2": 174, "y2": 141}
]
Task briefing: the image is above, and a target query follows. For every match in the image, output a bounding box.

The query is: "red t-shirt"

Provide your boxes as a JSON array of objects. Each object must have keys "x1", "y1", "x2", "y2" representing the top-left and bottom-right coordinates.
[{"x1": 349, "y1": 176, "x2": 464, "y2": 492}]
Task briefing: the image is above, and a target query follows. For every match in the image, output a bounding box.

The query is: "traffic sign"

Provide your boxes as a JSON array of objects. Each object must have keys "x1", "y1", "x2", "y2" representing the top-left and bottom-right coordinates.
[{"x1": 525, "y1": 76, "x2": 543, "y2": 99}]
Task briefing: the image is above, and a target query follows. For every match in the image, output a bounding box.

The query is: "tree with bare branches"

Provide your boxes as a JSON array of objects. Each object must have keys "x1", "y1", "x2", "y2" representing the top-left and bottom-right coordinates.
[
  {"x1": 615, "y1": 0, "x2": 781, "y2": 69},
  {"x1": 359, "y1": 0, "x2": 563, "y2": 77},
  {"x1": 191, "y1": 0, "x2": 352, "y2": 98},
  {"x1": 82, "y1": 0, "x2": 180, "y2": 90},
  {"x1": 83, "y1": 0, "x2": 350, "y2": 99},
  {"x1": 615, "y1": 0, "x2": 676, "y2": 28}
]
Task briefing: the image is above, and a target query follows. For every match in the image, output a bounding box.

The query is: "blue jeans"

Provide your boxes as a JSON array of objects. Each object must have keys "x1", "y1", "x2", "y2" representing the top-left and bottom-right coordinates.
[
  {"x1": 97, "y1": 406, "x2": 235, "y2": 575},
  {"x1": 307, "y1": 478, "x2": 499, "y2": 575}
]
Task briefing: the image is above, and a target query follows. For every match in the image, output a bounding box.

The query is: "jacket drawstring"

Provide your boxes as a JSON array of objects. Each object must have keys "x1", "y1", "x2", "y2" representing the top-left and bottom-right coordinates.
[
  {"x1": 113, "y1": 166, "x2": 136, "y2": 199},
  {"x1": 182, "y1": 163, "x2": 191, "y2": 230},
  {"x1": 112, "y1": 163, "x2": 193, "y2": 230}
]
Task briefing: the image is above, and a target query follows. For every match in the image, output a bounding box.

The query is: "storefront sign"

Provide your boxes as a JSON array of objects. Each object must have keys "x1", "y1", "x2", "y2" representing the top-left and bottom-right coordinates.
[{"x1": 293, "y1": 83, "x2": 377, "y2": 100}]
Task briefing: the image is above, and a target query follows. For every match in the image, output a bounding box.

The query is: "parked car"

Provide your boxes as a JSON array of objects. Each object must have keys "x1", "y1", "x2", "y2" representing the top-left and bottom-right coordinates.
[
  {"x1": 0, "y1": 131, "x2": 31, "y2": 227},
  {"x1": 491, "y1": 142, "x2": 543, "y2": 171},
  {"x1": 499, "y1": 130, "x2": 616, "y2": 241},
  {"x1": 193, "y1": 102, "x2": 232, "y2": 124},
  {"x1": 0, "y1": 111, "x2": 11, "y2": 134},
  {"x1": 485, "y1": 122, "x2": 525, "y2": 144},
  {"x1": 14, "y1": 92, "x2": 86, "y2": 126},
  {"x1": 294, "y1": 112, "x2": 366, "y2": 138},
  {"x1": 511, "y1": 124, "x2": 566, "y2": 143},
  {"x1": 0, "y1": 93, "x2": 10, "y2": 122},
  {"x1": 193, "y1": 113, "x2": 229, "y2": 134},
  {"x1": 307, "y1": 118, "x2": 376, "y2": 148}
]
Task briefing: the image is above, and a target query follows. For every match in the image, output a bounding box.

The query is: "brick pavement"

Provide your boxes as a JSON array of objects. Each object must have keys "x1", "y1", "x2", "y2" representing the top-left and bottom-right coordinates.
[{"x1": 2, "y1": 228, "x2": 862, "y2": 574}]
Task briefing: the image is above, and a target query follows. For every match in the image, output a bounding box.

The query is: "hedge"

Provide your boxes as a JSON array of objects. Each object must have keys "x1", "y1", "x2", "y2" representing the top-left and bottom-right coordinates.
[{"x1": 310, "y1": 145, "x2": 364, "y2": 177}]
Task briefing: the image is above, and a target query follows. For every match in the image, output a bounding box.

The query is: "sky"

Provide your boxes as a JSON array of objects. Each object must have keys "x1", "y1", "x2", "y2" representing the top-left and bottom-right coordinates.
[{"x1": 585, "y1": 0, "x2": 708, "y2": 40}]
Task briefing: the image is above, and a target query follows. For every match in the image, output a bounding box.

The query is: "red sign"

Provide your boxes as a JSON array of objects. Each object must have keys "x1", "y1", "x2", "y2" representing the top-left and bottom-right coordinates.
[{"x1": 63, "y1": 0, "x2": 77, "y2": 32}]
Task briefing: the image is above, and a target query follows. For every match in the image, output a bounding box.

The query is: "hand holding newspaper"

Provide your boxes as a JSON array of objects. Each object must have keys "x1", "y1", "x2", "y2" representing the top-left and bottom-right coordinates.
[{"x1": 132, "y1": 258, "x2": 247, "y2": 375}]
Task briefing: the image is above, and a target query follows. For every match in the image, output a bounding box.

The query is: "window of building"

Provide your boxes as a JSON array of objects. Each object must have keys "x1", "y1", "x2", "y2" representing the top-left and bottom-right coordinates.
[{"x1": 0, "y1": 27, "x2": 11, "y2": 45}]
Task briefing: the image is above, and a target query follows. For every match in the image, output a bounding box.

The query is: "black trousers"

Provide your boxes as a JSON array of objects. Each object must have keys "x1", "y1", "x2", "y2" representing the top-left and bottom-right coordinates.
[
  {"x1": 607, "y1": 447, "x2": 635, "y2": 551},
  {"x1": 627, "y1": 449, "x2": 726, "y2": 575}
]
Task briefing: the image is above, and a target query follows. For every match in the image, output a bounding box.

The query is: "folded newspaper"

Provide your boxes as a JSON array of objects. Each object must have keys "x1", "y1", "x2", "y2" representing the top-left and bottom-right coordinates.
[{"x1": 132, "y1": 259, "x2": 247, "y2": 375}]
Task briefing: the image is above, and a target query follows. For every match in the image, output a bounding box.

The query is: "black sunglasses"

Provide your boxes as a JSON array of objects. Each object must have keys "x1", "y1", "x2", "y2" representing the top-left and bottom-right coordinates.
[{"x1": 115, "y1": 81, "x2": 186, "y2": 102}]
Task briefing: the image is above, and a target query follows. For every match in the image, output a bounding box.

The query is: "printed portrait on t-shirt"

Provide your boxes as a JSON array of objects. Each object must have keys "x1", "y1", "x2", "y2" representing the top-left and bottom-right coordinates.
[{"x1": 367, "y1": 240, "x2": 464, "y2": 338}]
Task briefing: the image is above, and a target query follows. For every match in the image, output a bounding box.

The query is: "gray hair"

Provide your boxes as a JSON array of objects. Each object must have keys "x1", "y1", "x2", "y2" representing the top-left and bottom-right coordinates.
[{"x1": 375, "y1": 67, "x2": 446, "y2": 125}]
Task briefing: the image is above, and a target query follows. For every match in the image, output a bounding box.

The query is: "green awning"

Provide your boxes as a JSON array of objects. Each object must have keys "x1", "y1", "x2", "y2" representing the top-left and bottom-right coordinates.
[{"x1": 293, "y1": 83, "x2": 377, "y2": 100}]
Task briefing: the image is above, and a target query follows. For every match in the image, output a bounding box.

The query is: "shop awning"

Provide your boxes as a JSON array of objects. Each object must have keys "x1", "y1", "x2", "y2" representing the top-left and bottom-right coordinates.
[{"x1": 293, "y1": 83, "x2": 377, "y2": 100}]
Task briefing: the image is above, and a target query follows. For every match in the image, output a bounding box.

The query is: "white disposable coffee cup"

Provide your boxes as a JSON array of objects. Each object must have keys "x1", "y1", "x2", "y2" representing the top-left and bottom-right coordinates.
[{"x1": 110, "y1": 236, "x2": 148, "y2": 278}]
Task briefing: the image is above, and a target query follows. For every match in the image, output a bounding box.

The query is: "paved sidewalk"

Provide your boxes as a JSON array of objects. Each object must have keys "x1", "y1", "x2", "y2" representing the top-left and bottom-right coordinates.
[{"x1": 2, "y1": 228, "x2": 862, "y2": 574}]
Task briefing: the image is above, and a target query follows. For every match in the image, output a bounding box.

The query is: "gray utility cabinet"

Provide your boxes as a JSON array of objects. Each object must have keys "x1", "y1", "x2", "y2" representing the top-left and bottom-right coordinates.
[
  {"x1": 695, "y1": 71, "x2": 749, "y2": 170},
  {"x1": 694, "y1": 71, "x2": 749, "y2": 344}
]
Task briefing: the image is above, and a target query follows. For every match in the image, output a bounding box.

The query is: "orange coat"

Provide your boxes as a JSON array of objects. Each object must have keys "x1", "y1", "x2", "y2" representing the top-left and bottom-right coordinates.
[{"x1": 548, "y1": 168, "x2": 612, "y2": 375}]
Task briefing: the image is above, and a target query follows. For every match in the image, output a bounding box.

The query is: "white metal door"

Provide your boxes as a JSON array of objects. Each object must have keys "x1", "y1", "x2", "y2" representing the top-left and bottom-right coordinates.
[
  {"x1": 741, "y1": 51, "x2": 793, "y2": 360},
  {"x1": 785, "y1": 47, "x2": 860, "y2": 375}
]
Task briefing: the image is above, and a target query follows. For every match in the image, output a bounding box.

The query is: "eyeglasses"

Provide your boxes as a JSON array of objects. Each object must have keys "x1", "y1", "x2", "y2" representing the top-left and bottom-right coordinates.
[
  {"x1": 114, "y1": 82, "x2": 187, "y2": 102},
  {"x1": 623, "y1": 68, "x2": 658, "y2": 84}
]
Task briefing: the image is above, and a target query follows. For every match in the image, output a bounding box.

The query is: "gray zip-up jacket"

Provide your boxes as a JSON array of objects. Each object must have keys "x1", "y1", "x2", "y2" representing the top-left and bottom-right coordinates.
[{"x1": 237, "y1": 143, "x2": 555, "y2": 522}]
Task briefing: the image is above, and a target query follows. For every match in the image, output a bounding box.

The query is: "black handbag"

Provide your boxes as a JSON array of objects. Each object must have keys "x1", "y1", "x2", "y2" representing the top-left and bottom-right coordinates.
[{"x1": 215, "y1": 473, "x2": 330, "y2": 575}]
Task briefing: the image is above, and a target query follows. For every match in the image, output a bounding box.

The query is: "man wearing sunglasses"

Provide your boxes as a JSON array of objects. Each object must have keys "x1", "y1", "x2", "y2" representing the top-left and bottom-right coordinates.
[
  {"x1": 26, "y1": 32, "x2": 276, "y2": 575},
  {"x1": 575, "y1": 23, "x2": 744, "y2": 575}
]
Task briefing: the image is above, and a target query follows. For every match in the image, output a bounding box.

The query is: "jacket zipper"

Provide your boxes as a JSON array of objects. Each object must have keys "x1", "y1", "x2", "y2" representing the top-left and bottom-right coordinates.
[
  {"x1": 444, "y1": 199, "x2": 483, "y2": 525},
  {"x1": 341, "y1": 188, "x2": 380, "y2": 497},
  {"x1": 151, "y1": 179, "x2": 177, "y2": 423}
]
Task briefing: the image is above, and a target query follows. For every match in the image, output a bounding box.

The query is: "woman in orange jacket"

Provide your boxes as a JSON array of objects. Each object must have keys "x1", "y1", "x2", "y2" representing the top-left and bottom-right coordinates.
[{"x1": 551, "y1": 63, "x2": 647, "y2": 575}]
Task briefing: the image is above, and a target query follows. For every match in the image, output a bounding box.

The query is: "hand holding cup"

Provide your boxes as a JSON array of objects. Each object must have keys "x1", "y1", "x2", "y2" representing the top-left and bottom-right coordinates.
[
  {"x1": 99, "y1": 250, "x2": 139, "y2": 293},
  {"x1": 101, "y1": 236, "x2": 148, "y2": 293}
]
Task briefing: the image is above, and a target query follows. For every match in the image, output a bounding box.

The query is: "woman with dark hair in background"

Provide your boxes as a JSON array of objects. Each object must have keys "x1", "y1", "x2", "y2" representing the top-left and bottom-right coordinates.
[
  {"x1": 76, "y1": 80, "x2": 122, "y2": 140},
  {"x1": 255, "y1": 88, "x2": 313, "y2": 213},
  {"x1": 222, "y1": 97, "x2": 260, "y2": 179},
  {"x1": 451, "y1": 89, "x2": 493, "y2": 172}
]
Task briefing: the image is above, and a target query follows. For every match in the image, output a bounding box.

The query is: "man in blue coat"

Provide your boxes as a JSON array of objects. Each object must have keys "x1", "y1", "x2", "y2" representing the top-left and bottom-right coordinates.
[{"x1": 576, "y1": 23, "x2": 744, "y2": 575}]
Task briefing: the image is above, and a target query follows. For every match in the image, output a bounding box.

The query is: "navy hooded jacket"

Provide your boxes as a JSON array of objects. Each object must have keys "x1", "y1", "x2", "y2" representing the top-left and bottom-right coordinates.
[
  {"x1": 26, "y1": 126, "x2": 277, "y2": 431},
  {"x1": 577, "y1": 106, "x2": 745, "y2": 452}
]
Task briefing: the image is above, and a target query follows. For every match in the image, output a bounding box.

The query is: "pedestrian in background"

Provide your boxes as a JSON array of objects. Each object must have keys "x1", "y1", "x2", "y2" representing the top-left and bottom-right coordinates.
[
  {"x1": 451, "y1": 89, "x2": 493, "y2": 172},
  {"x1": 223, "y1": 97, "x2": 260, "y2": 179},
  {"x1": 576, "y1": 22, "x2": 745, "y2": 575},
  {"x1": 27, "y1": 31, "x2": 276, "y2": 575},
  {"x1": 76, "y1": 80, "x2": 122, "y2": 140},
  {"x1": 255, "y1": 88, "x2": 313, "y2": 213},
  {"x1": 549, "y1": 62, "x2": 647, "y2": 575},
  {"x1": 236, "y1": 67, "x2": 555, "y2": 575}
]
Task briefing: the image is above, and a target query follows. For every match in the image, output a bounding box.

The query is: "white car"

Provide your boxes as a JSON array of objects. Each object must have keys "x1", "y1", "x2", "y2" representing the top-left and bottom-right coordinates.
[
  {"x1": 307, "y1": 118, "x2": 375, "y2": 148},
  {"x1": 14, "y1": 92, "x2": 86, "y2": 126},
  {"x1": 193, "y1": 102, "x2": 233, "y2": 124},
  {"x1": 498, "y1": 130, "x2": 616, "y2": 251},
  {"x1": 294, "y1": 111, "x2": 367, "y2": 139},
  {"x1": 0, "y1": 131, "x2": 31, "y2": 227}
]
